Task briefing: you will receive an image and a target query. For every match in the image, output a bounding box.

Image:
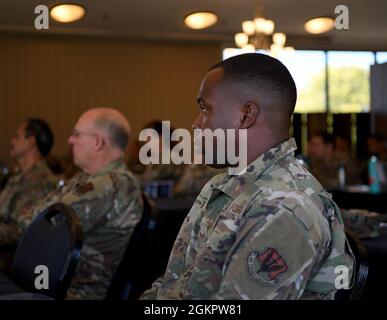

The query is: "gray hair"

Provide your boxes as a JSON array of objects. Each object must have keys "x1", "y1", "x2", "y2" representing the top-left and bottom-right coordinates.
[{"x1": 94, "y1": 116, "x2": 130, "y2": 151}]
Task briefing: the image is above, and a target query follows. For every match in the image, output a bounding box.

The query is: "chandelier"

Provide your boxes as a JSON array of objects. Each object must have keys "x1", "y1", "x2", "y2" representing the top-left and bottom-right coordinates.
[{"x1": 234, "y1": 8, "x2": 294, "y2": 56}]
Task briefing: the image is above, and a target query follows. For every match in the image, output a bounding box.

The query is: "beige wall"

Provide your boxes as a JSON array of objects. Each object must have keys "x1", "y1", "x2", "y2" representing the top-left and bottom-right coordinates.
[{"x1": 0, "y1": 33, "x2": 221, "y2": 162}]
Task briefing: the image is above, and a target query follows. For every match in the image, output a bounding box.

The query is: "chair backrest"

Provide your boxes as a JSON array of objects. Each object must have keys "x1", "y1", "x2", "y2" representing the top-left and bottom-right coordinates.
[
  {"x1": 335, "y1": 228, "x2": 369, "y2": 300},
  {"x1": 10, "y1": 203, "x2": 83, "y2": 300},
  {"x1": 106, "y1": 192, "x2": 156, "y2": 300},
  {"x1": 0, "y1": 161, "x2": 10, "y2": 191}
]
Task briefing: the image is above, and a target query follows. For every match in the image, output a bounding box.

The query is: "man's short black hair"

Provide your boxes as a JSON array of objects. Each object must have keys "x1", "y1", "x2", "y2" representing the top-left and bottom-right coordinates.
[
  {"x1": 209, "y1": 53, "x2": 297, "y2": 121},
  {"x1": 25, "y1": 118, "x2": 54, "y2": 157}
]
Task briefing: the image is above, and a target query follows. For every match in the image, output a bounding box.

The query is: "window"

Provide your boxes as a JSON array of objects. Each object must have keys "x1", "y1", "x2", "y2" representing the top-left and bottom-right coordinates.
[
  {"x1": 376, "y1": 52, "x2": 387, "y2": 64},
  {"x1": 327, "y1": 51, "x2": 374, "y2": 113},
  {"x1": 222, "y1": 48, "x2": 385, "y2": 114},
  {"x1": 276, "y1": 51, "x2": 326, "y2": 113}
]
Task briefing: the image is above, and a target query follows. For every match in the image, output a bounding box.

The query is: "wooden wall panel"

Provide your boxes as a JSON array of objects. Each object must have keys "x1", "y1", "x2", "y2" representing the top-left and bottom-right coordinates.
[{"x1": 0, "y1": 33, "x2": 221, "y2": 162}]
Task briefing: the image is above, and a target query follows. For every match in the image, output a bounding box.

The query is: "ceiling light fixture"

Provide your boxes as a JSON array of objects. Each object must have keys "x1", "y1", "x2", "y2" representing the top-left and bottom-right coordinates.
[
  {"x1": 304, "y1": 16, "x2": 335, "y2": 34},
  {"x1": 50, "y1": 4, "x2": 85, "y2": 23},
  {"x1": 234, "y1": 32, "x2": 249, "y2": 48},
  {"x1": 184, "y1": 12, "x2": 218, "y2": 30},
  {"x1": 234, "y1": 6, "x2": 294, "y2": 57}
]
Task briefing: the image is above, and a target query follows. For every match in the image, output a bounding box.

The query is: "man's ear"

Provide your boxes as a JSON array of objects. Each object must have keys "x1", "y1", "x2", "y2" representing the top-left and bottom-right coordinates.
[
  {"x1": 95, "y1": 135, "x2": 106, "y2": 151},
  {"x1": 26, "y1": 135, "x2": 37, "y2": 149},
  {"x1": 240, "y1": 102, "x2": 258, "y2": 129}
]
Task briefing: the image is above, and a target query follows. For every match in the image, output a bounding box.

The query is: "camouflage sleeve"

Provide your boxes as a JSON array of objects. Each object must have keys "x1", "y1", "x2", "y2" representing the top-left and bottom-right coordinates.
[
  {"x1": 59, "y1": 176, "x2": 118, "y2": 233},
  {"x1": 340, "y1": 208, "x2": 387, "y2": 238},
  {"x1": 63, "y1": 172, "x2": 142, "y2": 234},
  {"x1": 16, "y1": 187, "x2": 69, "y2": 231},
  {"x1": 139, "y1": 276, "x2": 164, "y2": 300},
  {"x1": 10, "y1": 179, "x2": 57, "y2": 222},
  {"x1": 17, "y1": 177, "x2": 113, "y2": 233},
  {"x1": 16, "y1": 207, "x2": 37, "y2": 231},
  {"x1": 212, "y1": 207, "x2": 319, "y2": 300}
]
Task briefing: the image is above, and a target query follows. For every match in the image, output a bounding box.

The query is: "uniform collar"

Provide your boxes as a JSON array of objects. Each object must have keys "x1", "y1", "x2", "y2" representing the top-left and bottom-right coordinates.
[
  {"x1": 19, "y1": 160, "x2": 48, "y2": 177},
  {"x1": 216, "y1": 138, "x2": 297, "y2": 198},
  {"x1": 92, "y1": 158, "x2": 127, "y2": 177}
]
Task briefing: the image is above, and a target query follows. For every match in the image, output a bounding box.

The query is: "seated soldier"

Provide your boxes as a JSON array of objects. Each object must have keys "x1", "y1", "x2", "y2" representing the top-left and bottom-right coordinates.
[
  {"x1": 308, "y1": 132, "x2": 360, "y2": 189},
  {"x1": 174, "y1": 150, "x2": 225, "y2": 198},
  {"x1": 19, "y1": 108, "x2": 143, "y2": 300},
  {"x1": 141, "y1": 53, "x2": 354, "y2": 300},
  {"x1": 367, "y1": 133, "x2": 387, "y2": 162},
  {"x1": 0, "y1": 119, "x2": 57, "y2": 251},
  {"x1": 139, "y1": 120, "x2": 184, "y2": 185}
]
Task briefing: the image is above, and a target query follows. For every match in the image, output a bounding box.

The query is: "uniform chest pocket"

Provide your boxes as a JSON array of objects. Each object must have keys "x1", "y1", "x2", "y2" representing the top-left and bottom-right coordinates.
[{"x1": 203, "y1": 201, "x2": 246, "y2": 252}]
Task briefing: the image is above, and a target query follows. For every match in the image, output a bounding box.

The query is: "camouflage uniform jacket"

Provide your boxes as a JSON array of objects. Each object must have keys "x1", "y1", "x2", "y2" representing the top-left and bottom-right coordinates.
[
  {"x1": 141, "y1": 138, "x2": 354, "y2": 300},
  {"x1": 0, "y1": 161, "x2": 57, "y2": 245},
  {"x1": 20, "y1": 159, "x2": 143, "y2": 299}
]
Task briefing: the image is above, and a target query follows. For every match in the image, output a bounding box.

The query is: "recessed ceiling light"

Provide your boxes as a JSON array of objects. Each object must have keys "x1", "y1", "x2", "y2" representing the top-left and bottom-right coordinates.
[
  {"x1": 305, "y1": 17, "x2": 335, "y2": 34},
  {"x1": 184, "y1": 12, "x2": 218, "y2": 30},
  {"x1": 50, "y1": 4, "x2": 85, "y2": 23}
]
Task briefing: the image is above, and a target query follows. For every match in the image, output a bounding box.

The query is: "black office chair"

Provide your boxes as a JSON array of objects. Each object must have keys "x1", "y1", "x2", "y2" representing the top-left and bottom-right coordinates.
[
  {"x1": 8, "y1": 203, "x2": 83, "y2": 300},
  {"x1": 335, "y1": 228, "x2": 369, "y2": 300},
  {"x1": 0, "y1": 161, "x2": 10, "y2": 191},
  {"x1": 106, "y1": 192, "x2": 157, "y2": 300}
]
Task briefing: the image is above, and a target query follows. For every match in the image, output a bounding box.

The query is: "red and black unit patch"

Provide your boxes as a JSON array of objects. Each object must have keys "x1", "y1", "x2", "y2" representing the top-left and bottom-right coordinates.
[
  {"x1": 75, "y1": 182, "x2": 94, "y2": 195},
  {"x1": 247, "y1": 247, "x2": 288, "y2": 287}
]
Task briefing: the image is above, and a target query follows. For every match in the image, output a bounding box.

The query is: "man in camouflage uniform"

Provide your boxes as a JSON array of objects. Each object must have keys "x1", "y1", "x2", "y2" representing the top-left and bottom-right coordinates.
[
  {"x1": 141, "y1": 53, "x2": 354, "y2": 300},
  {"x1": 308, "y1": 132, "x2": 360, "y2": 189},
  {"x1": 139, "y1": 120, "x2": 184, "y2": 186},
  {"x1": 19, "y1": 108, "x2": 143, "y2": 299},
  {"x1": 0, "y1": 119, "x2": 57, "y2": 248},
  {"x1": 175, "y1": 164, "x2": 224, "y2": 198}
]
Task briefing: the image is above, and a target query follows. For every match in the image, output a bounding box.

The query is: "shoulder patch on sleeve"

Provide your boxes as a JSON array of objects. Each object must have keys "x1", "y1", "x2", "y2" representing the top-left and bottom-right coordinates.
[
  {"x1": 220, "y1": 210, "x2": 317, "y2": 298},
  {"x1": 75, "y1": 182, "x2": 94, "y2": 194},
  {"x1": 247, "y1": 247, "x2": 288, "y2": 287}
]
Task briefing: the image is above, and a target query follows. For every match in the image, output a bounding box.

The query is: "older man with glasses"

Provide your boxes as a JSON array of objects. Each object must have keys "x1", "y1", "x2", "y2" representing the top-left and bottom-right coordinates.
[{"x1": 19, "y1": 108, "x2": 143, "y2": 300}]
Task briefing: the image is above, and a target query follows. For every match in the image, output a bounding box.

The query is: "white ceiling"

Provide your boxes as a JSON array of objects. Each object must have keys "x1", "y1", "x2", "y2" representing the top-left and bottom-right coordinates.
[{"x1": 1, "y1": 0, "x2": 386, "y2": 50}]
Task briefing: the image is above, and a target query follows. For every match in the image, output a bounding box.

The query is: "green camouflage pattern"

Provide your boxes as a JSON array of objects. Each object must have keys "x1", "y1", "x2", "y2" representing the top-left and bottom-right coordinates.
[
  {"x1": 141, "y1": 138, "x2": 354, "y2": 300},
  {"x1": 0, "y1": 161, "x2": 57, "y2": 245},
  {"x1": 341, "y1": 208, "x2": 387, "y2": 239},
  {"x1": 18, "y1": 159, "x2": 143, "y2": 300}
]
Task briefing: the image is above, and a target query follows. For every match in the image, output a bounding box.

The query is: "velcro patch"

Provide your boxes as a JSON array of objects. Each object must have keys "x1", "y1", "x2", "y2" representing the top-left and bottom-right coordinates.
[{"x1": 247, "y1": 248, "x2": 288, "y2": 287}]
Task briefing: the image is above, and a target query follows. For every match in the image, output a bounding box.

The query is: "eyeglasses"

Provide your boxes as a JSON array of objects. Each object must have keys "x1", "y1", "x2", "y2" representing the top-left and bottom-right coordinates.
[{"x1": 69, "y1": 129, "x2": 98, "y2": 138}]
